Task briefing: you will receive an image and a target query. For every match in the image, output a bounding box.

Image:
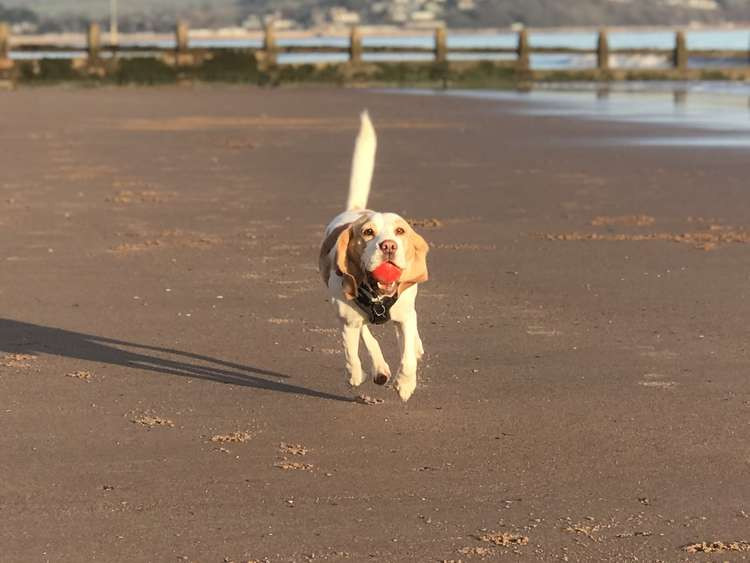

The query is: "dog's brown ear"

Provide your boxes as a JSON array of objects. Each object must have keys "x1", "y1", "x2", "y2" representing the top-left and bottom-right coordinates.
[
  {"x1": 335, "y1": 226, "x2": 364, "y2": 300},
  {"x1": 319, "y1": 224, "x2": 345, "y2": 285},
  {"x1": 398, "y1": 229, "x2": 429, "y2": 296}
]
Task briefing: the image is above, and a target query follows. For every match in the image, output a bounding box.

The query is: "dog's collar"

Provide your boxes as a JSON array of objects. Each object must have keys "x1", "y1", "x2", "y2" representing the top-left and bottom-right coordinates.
[{"x1": 354, "y1": 281, "x2": 398, "y2": 325}]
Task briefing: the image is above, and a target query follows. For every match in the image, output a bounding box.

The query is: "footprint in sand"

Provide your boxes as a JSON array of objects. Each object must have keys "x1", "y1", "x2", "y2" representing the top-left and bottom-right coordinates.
[
  {"x1": 639, "y1": 373, "x2": 677, "y2": 389},
  {"x1": 0, "y1": 354, "x2": 37, "y2": 369},
  {"x1": 636, "y1": 345, "x2": 678, "y2": 361},
  {"x1": 275, "y1": 442, "x2": 314, "y2": 471},
  {"x1": 526, "y1": 325, "x2": 560, "y2": 336}
]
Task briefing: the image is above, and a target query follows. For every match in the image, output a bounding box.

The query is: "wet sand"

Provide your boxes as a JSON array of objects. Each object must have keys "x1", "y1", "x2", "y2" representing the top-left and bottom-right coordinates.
[{"x1": 1, "y1": 85, "x2": 750, "y2": 562}]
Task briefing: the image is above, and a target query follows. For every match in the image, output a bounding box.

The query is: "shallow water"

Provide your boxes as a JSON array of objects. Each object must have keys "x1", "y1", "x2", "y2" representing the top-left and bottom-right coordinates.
[{"x1": 391, "y1": 82, "x2": 750, "y2": 148}]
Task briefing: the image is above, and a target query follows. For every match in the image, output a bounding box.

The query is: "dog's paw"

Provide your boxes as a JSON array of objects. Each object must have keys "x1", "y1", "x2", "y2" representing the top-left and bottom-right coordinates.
[
  {"x1": 348, "y1": 367, "x2": 366, "y2": 387},
  {"x1": 394, "y1": 373, "x2": 416, "y2": 402},
  {"x1": 373, "y1": 373, "x2": 389, "y2": 385},
  {"x1": 415, "y1": 337, "x2": 425, "y2": 362},
  {"x1": 371, "y1": 362, "x2": 391, "y2": 386}
]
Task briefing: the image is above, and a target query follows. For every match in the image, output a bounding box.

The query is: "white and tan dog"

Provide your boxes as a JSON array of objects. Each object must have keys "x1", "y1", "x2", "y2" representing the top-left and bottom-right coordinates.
[{"x1": 319, "y1": 111, "x2": 429, "y2": 402}]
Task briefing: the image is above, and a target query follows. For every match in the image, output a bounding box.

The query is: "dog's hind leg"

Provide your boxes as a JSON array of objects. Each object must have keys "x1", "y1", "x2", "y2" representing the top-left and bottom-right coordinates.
[{"x1": 361, "y1": 325, "x2": 391, "y2": 385}]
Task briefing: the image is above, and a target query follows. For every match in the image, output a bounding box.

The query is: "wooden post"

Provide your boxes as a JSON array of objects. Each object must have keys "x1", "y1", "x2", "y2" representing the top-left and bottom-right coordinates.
[
  {"x1": 516, "y1": 29, "x2": 529, "y2": 72},
  {"x1": 0, "y1": 22, "x2": 9, "y2": 60},
  {"x1": 674, "y1": 30, "x2": 687, "y2": 71},
  {"x1": 434, "y1": 26, "x2": 447, "y2": 63},
  {"x1": 176, "y1": 20, "x2": 189, "y2": 54},
  {"x1": 87, "y1": 22, "x2": 101, "y2": 61},
  {"x1": 673, "y1": 88, "x2": 687, "y2": 106},
  {"x1": 0, "y1": 22, "x2": 11, "y2": 75},
  {"x1": 597, "y1": 29, "x2": 609, "y2": 72},
  {"x1": 109, "y1": 0, "x2": 119, "y2": 46},
  {"x1": 349, "y1": 26, "x2": 362, "y2": 64},
  {"x1": 264, "y1": 21, "x2": 277, "y2": 67}
]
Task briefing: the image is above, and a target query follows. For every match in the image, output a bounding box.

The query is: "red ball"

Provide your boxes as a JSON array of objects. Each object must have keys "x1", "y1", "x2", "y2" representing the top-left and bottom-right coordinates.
[{"x1": 371, "y1": 262, "x2": 402, "y2": 283}]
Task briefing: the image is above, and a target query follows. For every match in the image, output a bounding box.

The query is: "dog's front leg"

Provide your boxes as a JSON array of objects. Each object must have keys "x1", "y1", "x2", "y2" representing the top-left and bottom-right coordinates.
[
  {"x1": 415, "y1": 325, "x2": 425, "y2": 362},
  {"x1": 361, "y1": 325, "x2": 391, "y2": 385},
  {"x1": 335, "y1": 298, "x2": 368, "y2": 387},
  {"x1": 335, "y1": 298, "x2": 366, "y2": 387},
  {"x1": 394, "y1": 311, "x2": 419, "y2": 402},
  {"x1": 341, "y1": 321, "x2": 365, "y2": 386}
]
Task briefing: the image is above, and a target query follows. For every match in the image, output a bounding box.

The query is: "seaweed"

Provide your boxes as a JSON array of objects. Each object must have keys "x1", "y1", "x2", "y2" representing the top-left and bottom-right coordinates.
[
  {"x1": 195, "y1": 49, "x2": 260, "y2": 83},
  {"x1": 17, "y1": 58, "x2": 80, "y2": 83},
  {"x1": 8, "y1": 49, "x2": 750, "y2": 89},
  {"x1": 114, "y1": 57, "x2": 177, "y2": 85}
]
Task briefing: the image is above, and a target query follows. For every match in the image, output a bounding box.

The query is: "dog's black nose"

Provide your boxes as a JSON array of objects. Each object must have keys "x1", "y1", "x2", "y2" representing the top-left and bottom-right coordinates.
[{"x1": 379, "y1": 240, "x2": 397, "y2": 255}]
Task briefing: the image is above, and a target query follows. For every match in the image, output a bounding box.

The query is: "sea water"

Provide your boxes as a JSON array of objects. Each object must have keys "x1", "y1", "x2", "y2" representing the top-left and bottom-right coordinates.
[{"x1": 389, "y1": 82, "x2": 750, "y2": 147}]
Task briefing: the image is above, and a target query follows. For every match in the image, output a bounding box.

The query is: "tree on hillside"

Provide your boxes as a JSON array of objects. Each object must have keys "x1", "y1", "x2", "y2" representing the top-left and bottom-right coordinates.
[{"x1": 0, "y1": 3, "x2": 38, "y2": 23}]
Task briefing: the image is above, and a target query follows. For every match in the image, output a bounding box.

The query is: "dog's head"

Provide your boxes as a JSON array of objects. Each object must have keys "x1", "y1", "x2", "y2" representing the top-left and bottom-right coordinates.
[{"x1": 335, "y1": 212, "x2": 429, "y2": 300}]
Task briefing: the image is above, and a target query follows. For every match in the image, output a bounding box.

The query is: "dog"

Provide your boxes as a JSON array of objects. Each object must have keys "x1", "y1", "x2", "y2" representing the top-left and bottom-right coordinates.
[{"x1": 319, "y1": 111, "x2": 429, "y2": 402}]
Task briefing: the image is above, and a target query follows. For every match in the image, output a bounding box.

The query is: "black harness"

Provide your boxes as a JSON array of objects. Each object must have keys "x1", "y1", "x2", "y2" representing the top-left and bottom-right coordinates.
[{"x1": 354, "y1": 282, "x2": 399, "y2": 325}]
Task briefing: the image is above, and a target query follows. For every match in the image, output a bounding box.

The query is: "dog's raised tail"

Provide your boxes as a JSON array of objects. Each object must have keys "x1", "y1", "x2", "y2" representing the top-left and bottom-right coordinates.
[{"x1": 346, "y1": 110, "x2": 377, "y2": 211}]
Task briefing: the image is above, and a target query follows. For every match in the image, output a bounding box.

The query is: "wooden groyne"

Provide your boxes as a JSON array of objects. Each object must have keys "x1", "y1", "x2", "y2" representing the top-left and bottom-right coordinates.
[{"x1": 1, "y1": 22, "x2": 749, "y2": 86}]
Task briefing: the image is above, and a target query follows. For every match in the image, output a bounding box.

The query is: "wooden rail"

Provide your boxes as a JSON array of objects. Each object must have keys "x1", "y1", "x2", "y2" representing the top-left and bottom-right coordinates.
[{"x1": 1, "y1": 21, "x2": 749, "y2": 79}]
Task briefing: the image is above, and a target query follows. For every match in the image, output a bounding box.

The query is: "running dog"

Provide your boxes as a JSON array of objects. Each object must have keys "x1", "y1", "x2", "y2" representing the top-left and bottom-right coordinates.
[{"x1": 319, "y1": 111, "x2": 429, "y2": 402}]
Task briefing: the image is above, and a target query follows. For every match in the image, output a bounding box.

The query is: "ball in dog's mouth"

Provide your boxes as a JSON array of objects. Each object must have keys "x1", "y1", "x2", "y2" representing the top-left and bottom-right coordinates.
[{"x1": 370, "y1": 262, "x2": 401, "y2": 295}]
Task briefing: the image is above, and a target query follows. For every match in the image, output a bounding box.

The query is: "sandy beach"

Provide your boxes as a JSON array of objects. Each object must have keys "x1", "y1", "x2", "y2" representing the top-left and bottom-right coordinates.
[{"x1": 1, "y1": 84, "x2": 750, "y2": 561}]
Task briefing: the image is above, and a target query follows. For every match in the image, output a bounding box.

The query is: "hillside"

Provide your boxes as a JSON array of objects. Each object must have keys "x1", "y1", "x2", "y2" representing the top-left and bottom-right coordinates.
[
  {"x1": 0, "y1": 0, "x2": 239, "y2": 31},
  {"x1": 1, "y1": 0, "x2": 237, "y2": 18},
  {"x1": 2, "y1": 0, "x2": 749, "y2": 31}
]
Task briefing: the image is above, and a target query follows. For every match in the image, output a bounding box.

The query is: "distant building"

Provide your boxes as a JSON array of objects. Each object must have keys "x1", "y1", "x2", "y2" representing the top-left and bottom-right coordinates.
[
  {"x1": 664, "y1": 0, "x2": 719, "y2": 9},
  {"x1": 272, "y1": 19, "x2": 298, "y2": 30},
  {"x1": 261, "y1": 12, "x2": 299, "y2": 30},
  {"x1": 242, "y1": 14, "x2": 262, "y2": 30},
  {"x1": 386, "y1": 0, "x2": 410, "y2": 23},
  {"x1": 456, "y1": 0, "x2": 476, "y2": 10},
  {"x1": 379, "y1": 0, "x2": 448, "y2": 25},
  {"x1": 329, "y1": 7, "x2": 361, "y2": 25},
  {"x1": 11, "y1": 22, "x2": 39, "y2": 34},
  {"x1": 370, "y1": 2, "x2": 388, "y2": 14},
  {"x1": 411, "y1": 10, "x2": 436, "y2": 22}
]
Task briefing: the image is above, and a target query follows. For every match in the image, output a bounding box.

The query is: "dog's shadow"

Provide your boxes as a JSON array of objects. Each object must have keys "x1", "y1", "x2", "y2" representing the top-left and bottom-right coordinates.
[{"x1": 0, "y1": 318, "x2": 351, "y2": 402}]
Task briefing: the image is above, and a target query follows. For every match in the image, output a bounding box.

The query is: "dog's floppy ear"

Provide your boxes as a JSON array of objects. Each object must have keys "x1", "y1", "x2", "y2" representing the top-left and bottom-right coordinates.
[
  {"x1": 398, "y1": 229, "x2": 429, "y2": 296},
  {"x1": 319, "y1": 223, "x2": 349, "y2": 285},
  {"x1": 335, "y1": 226, "x2": 364, "y2": 300}
]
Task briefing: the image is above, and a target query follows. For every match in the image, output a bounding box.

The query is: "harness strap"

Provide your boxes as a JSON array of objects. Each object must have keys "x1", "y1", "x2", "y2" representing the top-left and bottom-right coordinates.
[{"x1": 354, "y1": 282, "x2": 398, "y2": 325}]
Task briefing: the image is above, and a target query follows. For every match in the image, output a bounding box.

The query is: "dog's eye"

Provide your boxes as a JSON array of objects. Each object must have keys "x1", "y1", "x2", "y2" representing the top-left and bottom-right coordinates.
[
  {"x1": 363, "y1": 228, "x2": 375, "y2": 237},
  {"x1": 395, "y1": 227, "x2": 405, "y2": 235}
]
